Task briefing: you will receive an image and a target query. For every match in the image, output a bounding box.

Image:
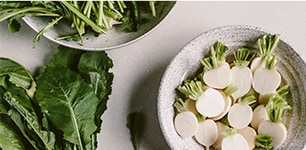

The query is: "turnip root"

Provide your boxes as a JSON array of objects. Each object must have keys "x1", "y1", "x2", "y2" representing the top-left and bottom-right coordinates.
[
  {"x1": 252, "y1": 55, "x2": 281, "y2": 95},
  {"x1": 228, "y1": 93, "x2": 256, "y2": 129},
  {"x1": 177, "y1": 80, "x2": 225, "y2": 118},
  {"x1": 237, "y1": 127, "x2": 257, "y2": 149},
  {"x1": 250, "y1": 34, "x2": 280, "y2": 72},
  {"x1": 213, "y1": 122, "x2": 229, "y2": 150},
  {"x1": 230, "y1": 48, "x2": 254, "y2": 100},
  {"x1": 201, "y1": 41, "x2": 232, "y2": 89},
  {"x1": 194, "y1": 119, "x2": 218, "y2": 149},
  {"x1": 211, "y1": 91, "x2": 232, "y2": 121},
  {"x1": 257, "y1": 95, "x2": 291, "y2": 148},
  {"x1": 251, "y1": 104, "x2": 269, "y2": 130},
  {"x1": 196, "y1": 88, "x2": 225, "y2": 118},
  {"x1": 221, "y1": 128, "x2": 249, "y2": 150},
  {"x1": 174, "y1": 111, "x2": 198, "y2": 138},
  {"x1": 259, "y1": 84, "x2": 290, "y2": 105}
]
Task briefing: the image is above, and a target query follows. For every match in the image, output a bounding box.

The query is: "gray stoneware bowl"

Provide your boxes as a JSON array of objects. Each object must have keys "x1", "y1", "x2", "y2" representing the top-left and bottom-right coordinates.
[
  {"x1": 157, "y1": 25, "x2": 306, "y2": 149},
  {"x1": 23, "y1": 2, "x2": 176, "y2": 51}
]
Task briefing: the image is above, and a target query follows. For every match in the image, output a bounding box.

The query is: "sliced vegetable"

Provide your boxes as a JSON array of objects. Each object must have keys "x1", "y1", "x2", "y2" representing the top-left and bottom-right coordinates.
[
  {"x1": 174, "y1": 111, "x2": 198, "y2": 138},
  {"x1": 230, "y1": 48, "x2": 254, "y2": 100},
  {"x1": 258, "y1": 95, "x2": 292, "y2": 148},
  {"x1": 250, "y1": 34, "x2": 280, "y2": 72},
  {"x1": 194, "y1": 119, "x2": 218, "y2": 149},
  {"x1": 252, "y1": 55, "x2": 281, "y2": 95},
  {"x1": 212, "y1": 122, "x2": 229, "y2": 149},
  {"x1": 211, "y1": 90, "x2": 233, "y2": 121},
  {"x1": 221, "y1": 128, "x2": 249, "y2": 150},
  {"x1": 228, "y1": 93, "x2": 256, "y2": 129},
  {"x1": 251, "y1": 104, "x2": 269, "y2": 130},
  {"x1": 196, "y1": 88, "x2": 225, "y2": 118},
  {"x1": 201, "y1": 41, "x2": 232, "y2": 89},
  {"x1": 237, "y1": 126, "x2": 257, "y2": 149}
]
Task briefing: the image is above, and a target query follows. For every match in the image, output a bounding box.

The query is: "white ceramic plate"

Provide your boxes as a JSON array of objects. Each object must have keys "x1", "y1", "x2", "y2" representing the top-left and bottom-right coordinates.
[
  {"x1": 22, "y1": 2, "x2": 175, "y2": 51},
  {"x1": 158, "y1": 25, "x2": 306, "y2": 150}
]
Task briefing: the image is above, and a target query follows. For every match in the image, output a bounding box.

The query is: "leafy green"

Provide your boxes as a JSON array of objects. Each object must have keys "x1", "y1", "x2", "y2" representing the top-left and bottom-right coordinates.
[
  {"x1": 0, "y1": 115, "x2": 25, "y2": 150},
  {"x1": 127, "y1": 112, "x2": 141, "y2": 150},
  {"x1": 255, "y1": 134, "x2": 273, "y2": 149},
  {"x1": 0, "y1": 45, "x2": 114, "y2": 149},
  {"x1": 35, "y1": 66, "x2": 98, "y2": 150},
  {"x1": 0, "y1": 1, "x2": 157, "y2": 45},
  {"x1": 0, "y1": 58, "x2": 34, "y2": 90}
]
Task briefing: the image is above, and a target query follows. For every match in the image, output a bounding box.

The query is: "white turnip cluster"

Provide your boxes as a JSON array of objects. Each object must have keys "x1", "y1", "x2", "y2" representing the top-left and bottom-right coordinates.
[{"x1": 173, "y1": 34, "x2": 292, "y2": 150}]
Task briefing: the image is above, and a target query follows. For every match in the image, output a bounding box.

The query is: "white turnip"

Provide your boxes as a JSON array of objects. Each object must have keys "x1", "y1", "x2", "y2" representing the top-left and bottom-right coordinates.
[
  {"x1": 250, "y1": 34, "x2": 280, "y2": 72},
  {"x1": 252, "y1": 55, "x2": 281, "y2": 95},
  {"x1": 196, "y1": 88, "x2": 225, "y2": 118},
  {"x1": 237, "y1": 127, "x2": 257, "y2": 149},
  {"x1": 194, "y1": 119, "x2": 218, "y2": 149},
  {"x1": 211, "y1": 91, "x2": 232, "y2": 121},
  {"x1": 228, "y1": 93, "x2": 256, "y2": 129},
  {"x1": 230, "y1": 48, "x2": 254, "y2": 100},
  {"x1": 201, "y1": 41, "x2": 232, "y2": 89},
  {"x1": 257, "y1": 95, "x2": 291, "y2": 148},
  {"x1": 213, "y1": 122, "x2": 229, "y2": 150},
  {"x1": 221, "y1": 128, "x2": 249, "y2": 150},
  {"x1": 174, "y1": 111, "x2": 199, "y2": 138},
  {"x1": 251, "y1": 104, "x2": 269, "y2": 130}
]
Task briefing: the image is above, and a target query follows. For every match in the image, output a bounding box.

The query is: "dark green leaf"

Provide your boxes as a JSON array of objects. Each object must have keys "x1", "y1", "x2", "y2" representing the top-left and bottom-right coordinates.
[
  {"x1": 49, "y1": 46, "x2": 83, "y2": 71},
  {"x1": 78, "y1": 51, "x2": 113, "y2": 132},
  {"x1": 0, "y1": 58, "x2": 34, "y2": 90},
  {"x1": 0, "y1": 115, "x2": 25, "y2": 150},
  {"x1": 35, "y1": 66, "x2": 99, "y2": 149}
]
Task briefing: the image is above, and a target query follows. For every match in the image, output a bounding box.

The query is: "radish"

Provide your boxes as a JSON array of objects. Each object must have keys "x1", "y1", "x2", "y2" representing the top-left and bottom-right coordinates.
[
  {"x1": 251, "y1": 104, "x2": 269, "y2": 130},
  {"x1": 258, "y1": 95, "x2": 292, "y2": 148},
  {"x1": 230, "y1": 48, "x2": 255, "y2": 100},
  {"x1": 194, "y1": 119, "x2": 218, "y2": 149},
  {"x1": 178, "y1": 80, "x2": 225, "y2": 118},
  {"x1": 196, "y1": 88, "x2": 225, "y2": 118},
  {"x1": 255, "y1": 134, "x2": 273, "y2": 149},
  {"x1": 250, "y1": 34, "x2": 280, "y2": 72},
  {"x1": 211, "y1": 90, "x2": 233, "y2": 121},
  {"x1": 259, "y1": 84, "x2": 289, "y2": 105},
  {"x1": 228, "y1": 93, "x2": 256, "y2": 129},
  {"x1": 221, "y1": 128, "x2": 249, "y2": 150},
  {"x1": 237, "y1": 127, "x2": 257, "y2": 149},
  {"x1": 201, "y1": 41, "x2": 232, "y2": 89},
  {"x1": 173, "y1": 98, "x2": 199, "y2": 138},
  {"x1": 252, "y1": 55, "x2": 281, "y2": 95},
  {"x1": 213, "y1": 122, "x2": 229, "y2": 150}
]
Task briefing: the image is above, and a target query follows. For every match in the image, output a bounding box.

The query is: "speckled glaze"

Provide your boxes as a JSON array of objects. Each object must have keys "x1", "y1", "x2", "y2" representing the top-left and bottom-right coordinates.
[
  {"x1": 22, "y1": 2, "x2": 176, "y2": 51},
  {"x1": 157, "y1": 25, "x2": 306, "y2": 150}
]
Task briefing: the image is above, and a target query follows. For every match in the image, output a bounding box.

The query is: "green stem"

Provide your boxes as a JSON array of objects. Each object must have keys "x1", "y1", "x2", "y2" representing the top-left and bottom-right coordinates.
[
  {"x1": 224, "y1": 84, "x2": 238, "y2": 96},
  {"x1": 277, "y1": 84, "x2": 290, "y2": 98},
  {"x1": 177, "y1": 80, "x2": 204, "y2": 100},
  {"x1": 266, "y1": 95, "x2": 292, "y2": 123},
  {"x1": 222, "y1": 128, "x2": 236, "y2": 138},
  {"x1": 265, "y1": 55, "x2": 277, "y2": 70},
  {"x1": 60, "y1": 1, "x2": 106, "y2": 33},
  {"x1": 173, "y1": 98, "x2": 186, "y2": 113},
  {"x1": 256, "y1": 34, "x2": 280, "y2": 57},
  {"x1": 255, "y1": 134, "x2": 273, "y2": 149},
  {"x1": 234, "y1": 48, "x2": 255, "y2": 67},
  {"x1": 238, "y1": 93, "x2": 257, "y2": 105}
]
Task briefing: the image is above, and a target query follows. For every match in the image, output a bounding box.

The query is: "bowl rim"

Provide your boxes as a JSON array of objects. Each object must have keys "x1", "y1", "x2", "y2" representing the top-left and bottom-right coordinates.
[{"x1": 22, "y1": 2, "x2": 176, "y2": 51}]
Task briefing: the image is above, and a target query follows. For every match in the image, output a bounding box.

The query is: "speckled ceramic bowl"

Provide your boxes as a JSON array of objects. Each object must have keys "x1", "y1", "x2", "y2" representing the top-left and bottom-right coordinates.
[
  {"x1": 23, "y1": 2, "x2": 176, "y2": 51},
  {"x1": 157, "y1": 25, "x2": 306, "y2": 150}
]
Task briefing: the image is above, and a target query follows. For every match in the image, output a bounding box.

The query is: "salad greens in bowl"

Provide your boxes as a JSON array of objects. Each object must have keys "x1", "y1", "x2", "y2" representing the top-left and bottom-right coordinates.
[
  {"x1": 0, "y1": 1, "x2": 175, "y2": 51},
  {"x1": 157, "y1": 25, "x2": 306, "y2": 150}
]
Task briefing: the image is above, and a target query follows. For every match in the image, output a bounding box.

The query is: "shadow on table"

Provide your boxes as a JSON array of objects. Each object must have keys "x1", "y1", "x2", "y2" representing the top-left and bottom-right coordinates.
[{"x1": 127, "y1": 58, "x2": 172, "y2": 150}]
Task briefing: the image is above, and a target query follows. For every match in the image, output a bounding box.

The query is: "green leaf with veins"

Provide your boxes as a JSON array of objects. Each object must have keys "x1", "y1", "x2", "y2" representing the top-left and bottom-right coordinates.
[{"x1": 35, "y1": 66, "x2": 99, "y2": 150}]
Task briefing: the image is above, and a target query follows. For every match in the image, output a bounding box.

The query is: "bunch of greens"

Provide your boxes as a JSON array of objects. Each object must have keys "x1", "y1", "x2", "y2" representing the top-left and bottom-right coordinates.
[
  {"x1": 0, "y1": 1, "x2": 156, "y2": 45},
  {"x1": 0, "y1": 46, "x2": 113, "y2": 150}
]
